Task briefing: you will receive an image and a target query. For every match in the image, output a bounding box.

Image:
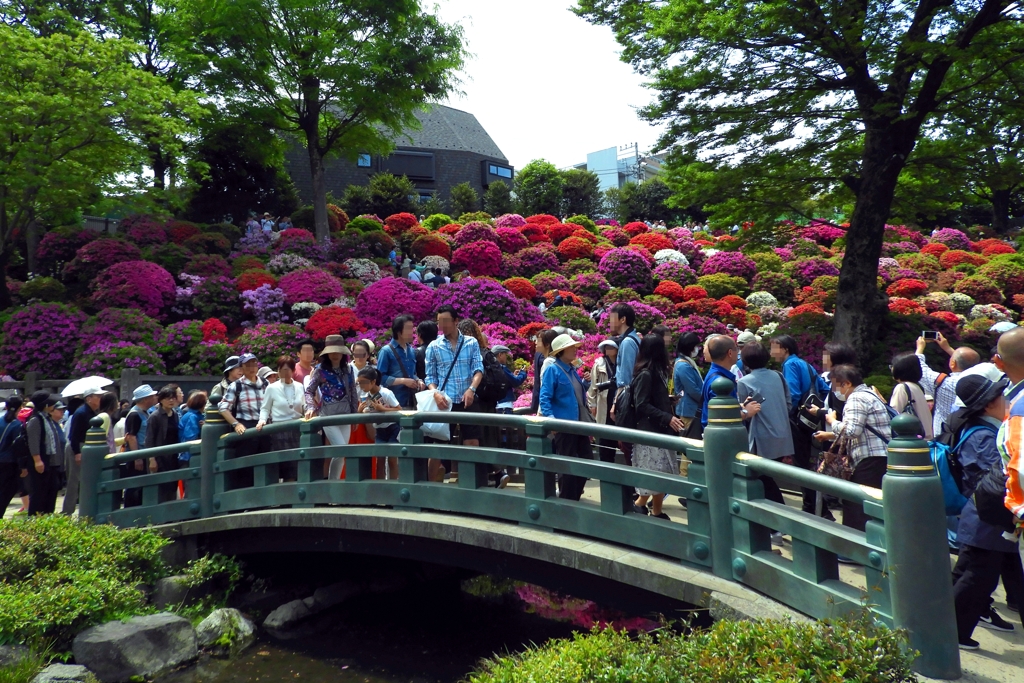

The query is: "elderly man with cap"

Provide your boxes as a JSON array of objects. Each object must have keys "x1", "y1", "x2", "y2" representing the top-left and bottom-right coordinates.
[
  {"x1": 539, "y1": 333, "x2": 593, "y2": 501},
  {"x1": 732, "y1": 329, "x2": 759, "y2": 380},
  {"x1": 587, "y1": 339, "x2": 619, "y2": 462},
  {"x1": 916, "y1": 332, "x2": 981, "y2": 436},
  {"x1": 122, "y1": 384, "x2": 159, "y2": 507},
  {"x1": 61, "y1": 385, "x2": 105, "y2": 515},
  {"x1": 947, "y1": 375, "x2": 1023, "y2": 648},
  {"x1": 210, "y1": 355, "x2": 242, "y2": 403},
  {"x1": 219, "y1": 353, "x2": 270, "y2": 488}
]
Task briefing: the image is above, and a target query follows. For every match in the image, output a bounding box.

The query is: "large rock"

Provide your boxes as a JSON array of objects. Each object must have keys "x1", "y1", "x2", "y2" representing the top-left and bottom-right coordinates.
[
  {"x1": 31, "y1": 664, "x2": 97, "y2": 683},
  {"x1": 311, "y1": 581, "x2": 360, "y2": 611},
  {"x1": 262, "y1": 599, "x2": 312, "y2": 631},
  {"x1": 72, "y1": 612, "x2": 197, "y2": 683},
  {"x1": 195, "y1": 608, "x2": 256, "y2": 656},
  {"x1": 152, "y1": 575, "x2": 199, "y2": 610},
  {"x1": 0, "y1": 644, "x2": 30, "y2": 667}
]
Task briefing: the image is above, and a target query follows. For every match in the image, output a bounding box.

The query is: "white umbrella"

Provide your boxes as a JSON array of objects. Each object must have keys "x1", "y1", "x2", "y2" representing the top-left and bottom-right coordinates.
[{"x1": 61, "y1": 376, "x2": 113, "y2": 398}]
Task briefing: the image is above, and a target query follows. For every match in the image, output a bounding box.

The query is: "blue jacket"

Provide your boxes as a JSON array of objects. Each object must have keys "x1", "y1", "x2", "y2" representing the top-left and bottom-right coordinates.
[
  {"x1": 673, "y1": 358, "x2": 703, "y2": 419},
  {"x1": 781, "y1": 355, "x2": 829, "y2": 413},
  {"x1": 377, "y1": 340, "x2": 419, "y2": 407},
  {"x1": 540, "y1": 358, "x2": 585, "y2": 421},
  {"x1": 614, "y1": 329, "x2": 642, "y2": 387},
  {"x1": 0, "y1": 413, "x2": 23, "y2": 464},
  {"x1": 178, "y1": 408, "x2": 204, "y2": 462},
  {"x1": 957, "y1": 417, "x2": 1016, "y2": 552},
  {"x1": 500, "y1": 366, "x2": 527, "y2": 405},
  {"x1": 701, "y1": 363, "x2": 737, "y2": 428}
]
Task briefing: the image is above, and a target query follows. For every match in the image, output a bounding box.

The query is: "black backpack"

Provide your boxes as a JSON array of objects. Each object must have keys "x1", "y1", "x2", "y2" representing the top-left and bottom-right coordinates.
[
  {"x1": 476, "y1": 350, "x2": 512, "y2": 403},
  {"x1": 614, "y1": 372, "x2": 641, "y2": 430},
  {"x1": 973, "y1": 463, "x2": 1016, "y2": 532}
]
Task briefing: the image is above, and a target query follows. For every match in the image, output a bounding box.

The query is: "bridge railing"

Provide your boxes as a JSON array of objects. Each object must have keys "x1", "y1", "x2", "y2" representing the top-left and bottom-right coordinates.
[{"x1": 78, "y1": 378, "x2": 960, "y2": 680}]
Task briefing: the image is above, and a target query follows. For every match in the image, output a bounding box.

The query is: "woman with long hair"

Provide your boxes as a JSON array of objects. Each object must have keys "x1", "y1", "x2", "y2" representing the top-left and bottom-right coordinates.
[
  {"x1": 631, "y1": 334, "x2": 685, "y2": 520},
  {"x1": 890, "y1": 351, "x2": 934, "y2": 439},
  {"x1": 673, "y1": 332, "x2": 704, "y2": 440},
  {"x1": 305, "y1": 335, "x2": 359, "y2": 479}
]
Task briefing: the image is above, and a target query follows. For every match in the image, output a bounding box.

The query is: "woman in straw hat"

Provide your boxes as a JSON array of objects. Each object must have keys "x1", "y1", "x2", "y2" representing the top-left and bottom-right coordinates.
[
  {"x1": 539, "y1": 333, "x2": 593, "y2": 501},
  {"x1": 304, "y1": 335, "x2": 359, "y2": 479}
]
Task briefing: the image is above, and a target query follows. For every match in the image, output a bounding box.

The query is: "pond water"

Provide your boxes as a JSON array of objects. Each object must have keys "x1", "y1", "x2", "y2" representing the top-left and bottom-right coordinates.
[{"x1": 161, "y1": 574, "x2": 676, "y2": 683}]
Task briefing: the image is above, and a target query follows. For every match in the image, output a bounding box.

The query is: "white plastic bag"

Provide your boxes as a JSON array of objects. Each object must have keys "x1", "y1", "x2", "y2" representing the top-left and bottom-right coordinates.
[{"x1": 416, "y1": 389, "x2": 451, "y2": 441}]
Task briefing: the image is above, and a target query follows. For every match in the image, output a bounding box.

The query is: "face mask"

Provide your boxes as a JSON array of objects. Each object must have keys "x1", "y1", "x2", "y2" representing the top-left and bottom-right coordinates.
[
  {"x1": 834, "y1": 386, "x2": 849, "y2": 400},
  {"x1": 690, "y1": 348, "x2": 699, "y2": 358}
]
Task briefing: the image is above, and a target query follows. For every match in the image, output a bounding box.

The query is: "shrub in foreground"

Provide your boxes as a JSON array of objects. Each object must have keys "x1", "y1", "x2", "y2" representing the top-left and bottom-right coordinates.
[{"x1": 467, "y1": 614, "x2": 915, "y2": 683}]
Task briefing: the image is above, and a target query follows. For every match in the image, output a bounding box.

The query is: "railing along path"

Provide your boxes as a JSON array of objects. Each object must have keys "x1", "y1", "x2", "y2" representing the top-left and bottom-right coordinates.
[{"x1": 79, "y1": 378, "x2": 962, "y2": 679}]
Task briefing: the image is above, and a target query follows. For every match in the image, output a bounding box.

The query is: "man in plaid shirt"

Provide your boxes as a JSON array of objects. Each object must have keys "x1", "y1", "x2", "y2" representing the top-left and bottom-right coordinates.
[
  {"x1": 218, "y1": 353, "x2": 269, "y2": 488},
  {"x1": 818, "y1": 364, "x2": 891, "y2": 531},
  {"x1": 916, "y1": 333, "x2": 980, "y2": 436}
]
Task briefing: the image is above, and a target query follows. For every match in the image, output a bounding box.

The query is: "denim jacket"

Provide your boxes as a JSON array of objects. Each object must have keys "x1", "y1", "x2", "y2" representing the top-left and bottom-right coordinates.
[{"x1": 673, "y1": 358, "x2": 703, "y2": 419}]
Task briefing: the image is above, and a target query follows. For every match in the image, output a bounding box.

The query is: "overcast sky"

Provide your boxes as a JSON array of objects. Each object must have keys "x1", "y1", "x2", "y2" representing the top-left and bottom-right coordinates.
[{"x1": 436, "y1": 0, "x2": 665, "y2": 171}]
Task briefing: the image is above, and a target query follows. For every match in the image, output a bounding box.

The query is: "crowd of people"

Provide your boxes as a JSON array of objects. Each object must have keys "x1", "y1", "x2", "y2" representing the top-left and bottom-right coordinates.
[{"x1": 2, "y1": 301, "x2": 1023, "y2": 651}]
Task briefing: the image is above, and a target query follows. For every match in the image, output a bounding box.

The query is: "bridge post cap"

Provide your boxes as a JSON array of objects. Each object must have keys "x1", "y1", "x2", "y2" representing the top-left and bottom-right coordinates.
[
  {"x1": 891, "y1": 414, "x2": 923, "y2": 438},
  {"x1": 88, "y1": 415, "x2": 105, "y2": 429},
  {"x1": 710, "y1": 376, "x2": 735, "y2": 398}
]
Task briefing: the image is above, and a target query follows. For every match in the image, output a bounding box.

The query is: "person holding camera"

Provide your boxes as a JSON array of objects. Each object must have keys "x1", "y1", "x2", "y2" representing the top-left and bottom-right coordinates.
[{"x1": 587, "y1": 339, "x2": 618, "y2": 462}]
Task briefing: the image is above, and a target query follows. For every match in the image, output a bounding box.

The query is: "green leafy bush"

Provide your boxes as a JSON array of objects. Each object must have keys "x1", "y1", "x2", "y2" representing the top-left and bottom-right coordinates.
[
  {"x1": 201, "y1": 221, "x2": 242, "y2": 244},
  {"x1": 458, "y1": 211, "x2": 492, "y2": 224},
  {"x1": 565, "y1": 215, "x2": 597, "y2": 233},
  {"x1": 347, "y1": 217, "x2": 384, "y2": 233},
  {"x1": 422, "y1": 213, "x2": 453, "y2": 230},
  {"x1": 750, "y1": 251, "x2": 784, "y2": 273},
  {"x1": 467, "y1": 614, "x2": 915, "y2": 683},
  {"x1": 545, "y1": 306, "x2": 597, "y2": 334},
  {"x1": 697, "y1": 273, "x2": 749, "y2": 298},
  {"x1": 19, "y1": 277, "x2": 65, "y2": 302}
]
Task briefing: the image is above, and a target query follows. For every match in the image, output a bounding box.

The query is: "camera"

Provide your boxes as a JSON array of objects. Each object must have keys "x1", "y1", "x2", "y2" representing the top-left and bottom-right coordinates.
[{"x1": 595, "y1": 380, "x2": 615, "y2": 391}]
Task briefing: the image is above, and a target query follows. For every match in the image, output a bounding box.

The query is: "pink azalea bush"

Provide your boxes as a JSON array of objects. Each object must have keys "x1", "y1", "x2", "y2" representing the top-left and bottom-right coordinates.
[
  {"x1": 930, "y1": 228, "x2": 973, "y2": 251},
  {"x1": 74, "y1": 341, "x2": 166, "y2": 376},
  {"x1": 355, "y1": 277, "x2": 437, "y2": 329},
  {"x1": 63, "y1": 238, "x2": 142, "y2": 285},
  {"x1": 451, "y1": 240, "x2": 503, "y2": 277},
  {"x1": 495, "y1": 213, "x2": 527, "y2": 228},
  {"x1": 495, "y1": 226, "x2": 529, "y2": 253},
  {"x1": 434, "y1": 278, "x2": 544, "y2": 329},
  {"x1": 454, "y1": 221, "x2": 500, "y2": 248},
  {"x1": 91, "y1": 261, "x2": 176, "y2": 319},
  {"x1": 79, "y1": 308, "x2": 162, "y2": 353},
  {"x1": 700, "y1": 251, "x2": 758, "y2": 281},
  {"x1": 598, "y1": 248, "x2": 653, "y2": 293},
  {"x1": 278, "y1": 268, "x2": 344, "y2": 305},
  {"x1": 0, "y1": 303, "x2": 87, "y2": 378}
]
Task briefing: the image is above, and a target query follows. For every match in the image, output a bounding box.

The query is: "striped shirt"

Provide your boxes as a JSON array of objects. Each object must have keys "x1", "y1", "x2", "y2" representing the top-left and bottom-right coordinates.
[
  {"x1": 425, "y1": 333, "x2": 483, "y2": 401},
  {"x1": 916, "y1": 353, "x2": 958, "y2": 436},
  {"x1": 832, "y1": 385, "x2": 891, "y2": 465}
]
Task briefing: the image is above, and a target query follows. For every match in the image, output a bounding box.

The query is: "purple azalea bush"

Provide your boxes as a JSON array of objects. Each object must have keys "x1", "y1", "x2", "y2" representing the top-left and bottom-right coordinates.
[
  {"x1": 700, "y1": 251, "x2": 758, "y2": 281},
  {"x1": 495, "y1": 227, "x2": 529, "y2": 253},
  {"x1": 598, "y1": 248, "x2": 653, "y2": 293},
  {"x1": 79, "y1": 308, "x2": 163, "y2": 352},
  {"x1": 665, "y1": 314, "x2": 729, "y2": 341},
  {"x1": 653, "y1": 261, "x2": 698, "y2": 287},
  {"x1": 788, "y1": 257, "x2": 840, "y2": 286},
  {"x1": 234, "y1": 230, "x2": 274, "y2": 257},
  {"x1": 355, "y1": 277, "x2": 437, "y2": 329},
  {"x1": 233, "y1": 323, "x2": 307, "y2": 367},
  {"x1": 0, "y1": 303, "x2": 87, "y2": 378},
  {"x1": 74, "y1": 341, "x2": 166, "y2": 376},
  {"x1": 161, "y1": 320, "x2": 203, "y2": 368},
  {"x1": 434, "y1": 278, "x2": 544, "y2": 329},
  {"x1": 531, "y1": 271, "x2": 571, "y2": 293},
  {"x1": 571, "y1": 272, "x2": 611, "y2": 302},
  {"x1": 495, "y1": 213, "x2": 527, "y2": 228},
  {"x1": 454, "y1": 221, "x2": 500, "y2": 248},
  {"x1": 91, "y1": 261, "x2": 177, "y2": 320},
  {"x1": 278, "y1": 268, "x2": 344, "y2": 305},
  {"x1": 596, "y1": 301, "x2": 664, "y2": 334},
  {"x1": 241, "y1": 284, "x2": 289, "y2": 325},
  {"x1": 930, "y1": 228, "x2": 972, "y2": 251}
]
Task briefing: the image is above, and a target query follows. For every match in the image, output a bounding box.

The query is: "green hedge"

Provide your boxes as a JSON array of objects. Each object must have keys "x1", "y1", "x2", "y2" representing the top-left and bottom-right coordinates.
[{"x1": 467, "y1": 614, "x2": 915, "y2": 683}]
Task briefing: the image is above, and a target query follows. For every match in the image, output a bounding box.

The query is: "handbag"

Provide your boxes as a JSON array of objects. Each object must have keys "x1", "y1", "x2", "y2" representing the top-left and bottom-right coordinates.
[
  {"x1": 416, "y1": 337, "x2": 465, "y2": 441},
  {"x1": 817, "y1": 437, "x2": 854, "y2": 480},
  {"x1": 795, "y1": 363, "x2": 824, "y2": 432}
]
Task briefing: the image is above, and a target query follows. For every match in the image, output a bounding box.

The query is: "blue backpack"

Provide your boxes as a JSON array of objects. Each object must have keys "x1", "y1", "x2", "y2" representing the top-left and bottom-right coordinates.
[{"x1": 929, "y1": 425, "x2": 997, "y2": 516}]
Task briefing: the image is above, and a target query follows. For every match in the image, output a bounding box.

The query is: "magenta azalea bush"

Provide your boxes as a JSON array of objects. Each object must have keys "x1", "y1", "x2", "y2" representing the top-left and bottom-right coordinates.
[
  {"x1": 597, "y1": 301, "x2": 664, "y2": 334},
  {"x1": 700, "y1": 251, "x2": 758, "y2": 281},
  {"x1": 233, "y1": 323, "x2": 307, "y2": 367},
  {"x1": 515, "y1": 246, "x2": 560, "y2": 278},
  {"x1": 63, "y1": 238, "x2": 142, "y2": 285},
  {"x1": 74, "y1": 341, "x2": 166, "y2": 376},
  {"x1": 278, "y1": 268, "x2": 344, "y2": 305},
  {"x1": 930, "y1": 228, "x2": 972, "y2": 251},
  {"x1": 599, "y1": 248, "x2": 653, "y2": 293},
  {"x1": 91, "y1": 261, "x2": 176, "y2": 319},
  {"x1": 665, "y1": 315, "x2": 729, "y2": 341},
  {"x1": 434, "y1": 278, "x2": 544, "y2": 329},
  {"x1": 452, "y1": 240, "x2": 504, "y2": 277},
  {"x1": 454, "y1": 221, "x2": 499, "y2": 248},
  {"x1": 571, "y1": 272, "x2": 610, "y2": 302},
  {"x1": 495, "y1": 213, "x2": 527, "y2": 228},
  {"x1": 653, "y1": 261, "x2": 698, "y2": 287},
  {"x1": 495, "y1": 226, "x2": 529, "y2": 253},
  {"x1": 35, "y1": 228, "x2": 97, "y2": 277},
  {"x1": 79, "y1": 308, "x2": 162, "y2": 353},
  {"x1": 788, "y1": 257, "x2": 840, "y2": 286},
  {"x1": 481, "y1": 322, "x2": 532, "y2": 359},
  {"x1": 0, "y1": 303, "x2": 87, "y2": 378},
  {"x1": 355, "y1": 277, "x2": 437, "y2": 329}
]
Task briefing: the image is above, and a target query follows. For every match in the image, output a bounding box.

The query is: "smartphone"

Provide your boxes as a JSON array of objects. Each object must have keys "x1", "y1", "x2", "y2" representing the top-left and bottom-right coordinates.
[{"x1": 922, "y1": 330, "x2": 939, "y2": 340}]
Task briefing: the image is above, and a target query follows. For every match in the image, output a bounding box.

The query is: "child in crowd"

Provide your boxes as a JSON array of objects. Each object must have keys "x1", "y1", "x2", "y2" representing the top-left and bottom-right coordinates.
[{"x1": 356, "y1": 367, "x2": 402, "y2": 479}]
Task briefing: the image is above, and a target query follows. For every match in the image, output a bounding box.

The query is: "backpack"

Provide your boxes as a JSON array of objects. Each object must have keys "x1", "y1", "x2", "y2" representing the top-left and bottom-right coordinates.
[
  {"x1": 476, "y1": 350, "x2": 512, "y2": 403},
  {"x1": 928, "y1": 424, "x2": 996, "y2": 516},
  {"x1": 973, "y1": 462, "x2": 1016, "y2": 531},
  {"x1": 613, "y1": 373, "x2": 641, "y2": 430}
]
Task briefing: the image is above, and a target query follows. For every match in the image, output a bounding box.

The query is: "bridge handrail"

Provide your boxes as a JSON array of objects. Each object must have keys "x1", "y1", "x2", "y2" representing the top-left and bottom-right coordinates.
[
  {"x1": 103, "y1": 440, "x2": 201, "y2": 465},
  {"x1": 733, "y1": 452, "x2": 882, "y2": 507}
]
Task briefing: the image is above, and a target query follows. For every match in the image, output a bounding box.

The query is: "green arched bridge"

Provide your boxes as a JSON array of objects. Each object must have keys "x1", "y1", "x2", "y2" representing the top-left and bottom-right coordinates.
[{"x1": 79, "y1": 379, "x2": 962, "y2": 680}]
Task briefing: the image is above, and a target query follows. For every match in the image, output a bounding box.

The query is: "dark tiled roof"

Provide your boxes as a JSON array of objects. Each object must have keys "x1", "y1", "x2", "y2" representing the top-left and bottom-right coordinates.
[{"x1": 396, "y1": 105, "x2": 507, "y2": 161}]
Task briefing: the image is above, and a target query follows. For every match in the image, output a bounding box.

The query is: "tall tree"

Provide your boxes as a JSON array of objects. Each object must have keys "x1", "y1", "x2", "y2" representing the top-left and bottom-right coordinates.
[
  {"x1": 449, "y1": 181, "x2": 479, "y2": 216},
  {"x1": 560, "y1": 168, "x2": 603, "y2": 217},
  {"x1": 182, "y1": 0, "x2": 465, "y2": 241},
  {"x1": 577, "y1": 0, "x2": 1024, "y2": 358},
  {"x1": 0, "y1": 25, "x2": 196, "y2": 308},
  {"x1": 514, "y1": 160, "x2": 564, "y2": 216},
  {"x1": 483, "y1": 180, "x2": 513, "y2": 216}
]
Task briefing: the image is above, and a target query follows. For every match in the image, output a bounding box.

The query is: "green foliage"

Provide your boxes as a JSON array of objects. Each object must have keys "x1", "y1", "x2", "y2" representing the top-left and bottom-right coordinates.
[
  {"x1": 422, "y1": 214, "x2": 453, "y2": 230},
  {"x1": 560, "y1": 169, "x2": 603, "y2": 218},
  {"x1": 0, "y1": 650, "x2": 46, "y2": 683},
  {"x1": 515, "y1": 160, "x2": 564, "y2": 216},
  {"x1": 565, "y1": 215, "x2": 597, "y2": 233},
  {"x1": 697, "y1": 273, "x2": 749, "y2": 298},
  {"x1": 612, "y1": 178, "x2": 677, "y2": 224},
  {"x1": 467, "y1": 613, "x2": 915, "y2": 683},
  {"x1": 418, "y1": 192, "x2": 446, "y2": 217},
  {"x1": 348, "y1": 217, "x2": 384, "y2": 233},
  {"x1": 19, "y1": 277, "x2": 65, "y2": 302},
  {"x1": 143, "y1": 243, "x2": 193, "y2": 277},
  {"x1": 864, "y1": 375, "x2": 895, "y2": 402},
  {"x1": 483, "y1": 180, "x2": 514, "y2": 216},
  {"x1": 545, "y1": 306, "x2": 597, "y2": 334},
  {"x1": 342, "y1": 174, "x2": 419, "y2": 219},
  {"x1": 449, "y1": 181, "x2": 480, "y2": 216},
  {"x1": 749, "y1": 251, "x2": 783, "y2": 273},
  {"x1": 201, "y1": 222, "x2": 243, "y2": 245},
  {"x1": 174, "y1": 554, "x2": 245, "y2": 622},
  {"x1": 0, "y1": 516, "x2": 169, "y2": 652},
  {"x1": 458, "y1": 211, "x2": 492, "y2": 224}
]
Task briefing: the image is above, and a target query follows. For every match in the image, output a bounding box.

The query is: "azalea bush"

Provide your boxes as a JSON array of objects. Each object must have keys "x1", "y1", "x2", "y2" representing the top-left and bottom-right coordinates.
[
  {"x1": 411, "y1": 233, "x2": 452, "y2": 260},
  {"x1": 278, "y1": 268, "x2": 344, "y2": 305},
  {"x1": 91, "y1": 261, "x2": 176, "y2": 320},
  {"x1": 80, "y1": 308, "x2": 162, "y2": 353},
  {"x1": 305, "y1": 306, "x2": 366, "y2": 340},
  {"x1": 503, "y1": 277, "x2": 538, "y2": 301},
  {"x1": 63, "y1": 238, "x2": 142, "y2": 286},
  {"x1": 545, "y1": 306, "x2": 597, "y2": 334},
  {"x1": 452, "y1": 240, "x2": 503, "y2": 277},
  {"x1": 700, "y1": 251, "x2": 758, "y2": 281},
  {"x1": 233, "y1": 323, "x2": 307, "y2": 367},
  {"x1": 571, "y1": 272, "x2": 611, "y2": 302},
  {"x1": 193, "y1": 276, "x2": 241, "y2": 325},
  {"x1": 0, "y1": 304, "x2": 86, "y2": 378},
  {"x1": 74, "y1": 341, "x2": 166, "y2": 376},
  {"x1": 355, "y1": 277, "x2": 437, "y2": 329},
  {"x1": 599, "y1": 248, "x2": 653, "y2": 293},
  {"x1": 434, "y1": 278, "x2": 544, "y2": 330},
  {"x1": 516, "y1": 246, "x2": 561, "y2": 278},
  {"x1": 161, "y1": 320, "x2": 204, "y2": 369},
  {"x1": 241, "y1": 284, "x2": 289, "y2": 325}
]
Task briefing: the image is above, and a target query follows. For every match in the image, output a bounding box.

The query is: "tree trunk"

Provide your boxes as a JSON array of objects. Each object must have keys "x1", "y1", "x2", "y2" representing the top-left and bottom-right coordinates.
[
  {"x1": 149, "y1": 142, "x2": 167, "y2": 190},
  {"x1": 26, "y1": 217, "x2": 38, "y2": 276},
  {"x1": 307, "y1": 142, "x2": 329, "y2": 242},
  {"x1": 833, "y1": 131, "x2": 906, "y2": 365},
  {"x1": 991, "y1": 188, "x2": 1011, "y2": 233},
  {"x1": 0, "y1": 249, "x2": 12, "y2": 310}
]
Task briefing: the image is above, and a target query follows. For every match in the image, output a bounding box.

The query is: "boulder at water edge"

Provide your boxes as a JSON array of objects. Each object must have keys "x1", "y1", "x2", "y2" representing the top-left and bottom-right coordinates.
[
  {"x1": 196, "y1": 608, "x2": 256, "y2": 656},
  {"x1": 31, "y1": 663, "x2": 97, "y2": 683},
  {"x1": 72, "y1": 612, "x2": 197, "y2": 683}
]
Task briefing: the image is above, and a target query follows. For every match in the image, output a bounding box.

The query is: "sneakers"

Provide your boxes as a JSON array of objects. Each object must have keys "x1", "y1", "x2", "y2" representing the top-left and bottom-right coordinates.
[
  {"x1": 632, "y1": 504, "x2": 649, "y2": 515},
  {"x1": 653, "y1": 512, "x2": 670, "y2": 520},
  {"x1": 959, "y1": 638, "x2": 980, "y2": 651},
  {"x1": 495, "y1": 470, "x2": 510, "y2": 489},
  {"x1": 770, "y1": 532, "x2": 784, "y2": 547},
  {"x1": 979, "y1": 608, "x2": 1015, "y2": 632}
]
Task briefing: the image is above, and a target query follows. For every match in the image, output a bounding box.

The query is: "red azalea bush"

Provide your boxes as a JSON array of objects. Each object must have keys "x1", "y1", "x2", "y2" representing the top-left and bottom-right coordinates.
[
  {"x1": 411, "y1": 233, "x2": 452, "y2": 260},
  {"x1": 184, "y1": 254, "x2": 233, "y2": 278},
  {"x1": 654, "y1": 281, "x2": 687, "y2": 303},
  {"x1": 201, "y1": 317, "x2": 228, "y2": 342},
  {"x1": 622, "y1": 221, "x2": 648, "y2": 237},
  {"x1": 63, "y1": 238, "x2": 143, "y2": 285},
  {"x1": 0, "y1": 303, "x2": 87, "y2": 378},
  {"x1": 720, "y1": 294, "x2": 749, "y2": 310},
  {"x1": 327, "y1": 204, "x2": 350, "y2": 231},
  {"x1": 384, "y1": 212, "x2": 419, "y2": 236},
  {"x1": 982, "y1": 242, "x2": 1016, "y2": 257},
  {"x1": 525, "y1": 214, "x2": 559, "y2": 226},
  {"x1": 519, "y1": 224, "x2": 552, "y2": 243},
  {"x1": 451, "y1": 240, "x2": 503, "y2": 277},
  {"x1": 920, "y1": 242, "x2": 949, "y2": 257},
  {"x1": 91, "y1": 261, "x2": 176, "y2": 319},
  {"x1": 676, "y1": 298, "x2": 734, "y2": 318},
  {"x1": 571, "y1": 228, "x2": 598, "y2": 244},
  {"x1": 629, "y1": 232, "x2": 674, "y2": 255},
  {"x1": 939, "y1": 249, "x2": 987, "y2": 269},
  {"x1": 886, "y1": 278, "x2": 929, "y2": 299},
  {"x1": 167, "y1": 220, "x2": 201, "y2": 244},
  {"x1": 888, "y1": 298, "x2": 928, "y2": 315},
  {"x1": 355, "y1": 277, "x2": 437, "y2": 328},
  {"x1": 557, "y1": 236, "x2": 594, "y2": 260},
  {"x1": 930, "y1": 310, "x2": 961, "y2": 326},
  {"x1": 305, "y1": 306, "x2": 367, "y2": 341},
  {"x1": 236, "y1": 269, "x2": 278, "y2": 292},
  {"x1": 232, "y1": 255, "x2": 268, "y2": 276},
  {"x1": 547, "y1": 223, "x2": 578, "y2": 245},
  {"x1": 503, "y1": 277, "x2": 538, "y2": 301},
  {"x1": 788, "y1": 303, "x2": 826, "y2": 317},
  {"x1": 278, "y1": 267, "x2": 344, "y2": 305},
  {"x1": 681, "y1": 285, "x2": 708, "y2": 301},
  {"x1": 495, "y1": 227, "x2": 529, "y2": 253}
]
